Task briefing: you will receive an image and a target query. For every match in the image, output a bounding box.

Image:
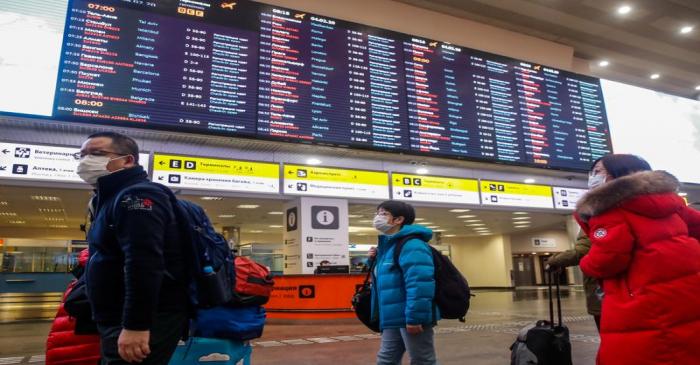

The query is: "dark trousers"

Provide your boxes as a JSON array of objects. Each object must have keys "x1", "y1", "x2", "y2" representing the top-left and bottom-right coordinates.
[
  {"x1": 593, "y1": 314, "x2": 601, "y2": 332},
  {"x1": 97, "y1": 310, "x2": 187, "y2": 365}
]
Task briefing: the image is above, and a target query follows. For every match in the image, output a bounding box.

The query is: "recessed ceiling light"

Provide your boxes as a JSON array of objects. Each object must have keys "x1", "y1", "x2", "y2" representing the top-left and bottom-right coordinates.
[
  {"x1": 467, "y1": 223, "x2": 485, "y2": 227},
  {"x1": 512, "y1": 217, "x2": 531, "y2": 220},
  {"x1": 449, "y1": 209, "x2": 471, "y2": 213},
  {"x1": 464, "y1": 219, "x2": 482, "y2": 223},
  {"x1": 695, "y1": 85, "x2": 700, "y2": 91},
  {"x1": 356, "y1": 234, "x2": 367, "y2": 236},
  {"x1": 306, "y1": 158, "x2": 322, "y2": 165},
  {"x1": 348, "y1": 214, "x2": 363, "y2": 218},
  {"x1": 248, "y1": 230, "x2": 264, "y2": 233},
  {"x1": 269, "y1": 225, "x2": 283, "y2": 228},
  {"x1": 515, "y1": 225, "x2": 531, "y2": 228},
  {"x1": 237, "y1": 204, "x2": 260, "y2": 209},
  {"x1": 427, "y1": 225, "x2": 440, "y2": 229},
  {"x1": 0, "y1": 212, "x2": 18, "y2": 216},
  {"x1": 513, "y1": 212, "x2": 529, "y2": 215},
  {"x1": 444, "y1": 234, "x2": 456, "y2": 237},
  {"x1": 31, "y1": 196, "x2": 61, "y2": 201},
  {"x1": 267, "y1": 211, "x2": 284, "y2": 215},
  {"x1": 8, "y1": 220, "x2": 26, "y2": 224},
  {"x1": 359, "y1": 220, "x2": 373, "y2": 223},
  {"x1": 421, "y1": 222, "x2": 434, "y2": 225},
  {"x1": 650, "y1": 73, "x2": 660, "y2": 80},
  {"x1": 218, "y1": 214, "x2": 236, "y2": 218},
  {"x1": 416, "y1": 167, "x2": 429, "y2": 175},
  {"x1": 598, "y1": 60, "x2": 610, "y2": 67},
  {"x1": 0, "y1": 201, "x2": 8, "y2": 206},
  {"x1": 457, "y1": 215, "x2": 476, "y2": 218},
  {"x1": 680, "y1": 25, "x2": 694, "y2": 34},
  {"x1": 434, "y1": 229, "x2": 446, "y2": 232},
  {"x1": 414, "y1": 218, "x2": 426, "y2": 221},
  {"x1": 50, "y1": 224, "x2": 69, "y2": 228},
  {"x1": 39, "y1": 208, "x2": 65, "y2": 213},
  {"x1": 616, "y1": 4, "x2": 632, "y2": 15},
  {"x1": 478, "y1": 233, "x2": 491, "y2": 236},
  {"x1": 523, "y1": 178, "x2": 536, "y2": 184},
  {"x1": 200, "y1": 196, "x2": 223, "y2": 201},
  {"x1": 44, "y1": 217, "x2": 65, "y2": 222}
]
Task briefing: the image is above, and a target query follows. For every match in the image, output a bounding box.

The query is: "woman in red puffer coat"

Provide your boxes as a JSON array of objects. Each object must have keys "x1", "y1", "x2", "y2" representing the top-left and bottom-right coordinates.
[
  {"x1": 45, "y1": 249, "x2": 100, "y2": 365},
  {"x1": 575, "y1": 154, "x2": 700, "y2": 365}
]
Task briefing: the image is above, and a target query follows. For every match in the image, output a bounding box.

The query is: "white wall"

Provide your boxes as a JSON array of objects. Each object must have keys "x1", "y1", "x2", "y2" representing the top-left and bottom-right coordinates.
[
  {"x1": 449, "y1": 234, "x2": 512, "y2": 288},
  {"x1": 510, "y1": 229, "x2": 573, "y2": 254}
]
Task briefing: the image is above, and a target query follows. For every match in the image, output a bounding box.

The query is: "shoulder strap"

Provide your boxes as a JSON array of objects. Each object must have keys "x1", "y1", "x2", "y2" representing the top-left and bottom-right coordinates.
[{"x1": 392, "y1": 234, "x2": 425, "y2": 273}]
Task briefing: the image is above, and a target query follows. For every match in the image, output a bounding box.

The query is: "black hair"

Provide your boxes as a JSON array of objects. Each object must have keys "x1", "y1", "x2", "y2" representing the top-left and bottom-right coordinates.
[
  {"x1": 87, "y1": 131, "x2": 139, "y2": 164},
  {"x1": 591, "y1": 154, "x2": 651, "y2": 179},
  {"x1": 377, "y1": 201, "x2": 415, "y2": 226}
]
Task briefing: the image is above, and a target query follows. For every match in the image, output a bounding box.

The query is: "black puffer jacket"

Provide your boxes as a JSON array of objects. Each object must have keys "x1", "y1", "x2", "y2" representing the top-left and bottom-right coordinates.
[{"x1": 86, "y1": 166, "x2": 188, "y2": 330}]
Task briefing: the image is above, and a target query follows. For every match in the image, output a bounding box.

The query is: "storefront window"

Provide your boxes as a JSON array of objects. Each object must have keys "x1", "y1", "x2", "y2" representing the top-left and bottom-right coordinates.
[{"x1": 0, "y1": 239, "x2": 74, "y2": 273}]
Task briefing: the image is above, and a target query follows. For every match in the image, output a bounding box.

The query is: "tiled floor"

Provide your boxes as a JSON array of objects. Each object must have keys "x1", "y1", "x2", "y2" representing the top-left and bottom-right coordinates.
[{"x1": 0, "y1": 288, "x2": 599, "y2": 364}]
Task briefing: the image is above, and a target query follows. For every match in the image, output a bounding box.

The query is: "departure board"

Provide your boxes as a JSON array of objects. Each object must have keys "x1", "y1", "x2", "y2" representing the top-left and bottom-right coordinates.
[
  {"x1": 8, "y1": 0, "x2": 615, "y2": 172},
  {"x1": 256, "y1": 5, "x2": 409, "y2": 149},
  {"x1": 54, "y1": 0, "x2": 260, "y2": 135},
  {"x1": 403, "y1": 38, "x2": 611, "y2": 170}
]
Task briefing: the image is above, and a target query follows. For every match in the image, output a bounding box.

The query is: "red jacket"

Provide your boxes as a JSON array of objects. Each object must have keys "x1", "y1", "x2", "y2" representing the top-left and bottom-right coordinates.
[
  {"x1": 45, "y1": 249, "x2": 100, "y2": 365},
  {"x1": 576, "y1": 171, "x2": 700, "y2": 365}
]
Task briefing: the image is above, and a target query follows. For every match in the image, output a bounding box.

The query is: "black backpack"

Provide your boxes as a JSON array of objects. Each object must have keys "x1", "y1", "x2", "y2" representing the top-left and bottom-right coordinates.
[{"x1": 393, "y1": 235, "x2": 472, "y2": 322}]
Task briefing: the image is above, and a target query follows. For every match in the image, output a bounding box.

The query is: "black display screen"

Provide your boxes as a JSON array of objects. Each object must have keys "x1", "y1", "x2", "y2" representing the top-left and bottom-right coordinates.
[
  {"x1": 256, "y1": 6, "x2": 409, "y2": 149},
  {"x1": 403, "y1": 37, "x2": 610, "y2": 170},
  {"x1": 54, "y1": 0, "x2": 260, "y2": 135},
  {"x1": 46, "y1": 0, "x2": 612, "y2": 171}
]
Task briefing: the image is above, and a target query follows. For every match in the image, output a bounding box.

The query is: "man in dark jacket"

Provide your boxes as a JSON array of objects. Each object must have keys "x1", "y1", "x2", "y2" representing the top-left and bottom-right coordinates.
[
  {"x1": 77, "y1": 132, "x2": 188, "y2": 364},
  {"x1": 546, "y1": 232, "x2": 601, "y2": 331}
]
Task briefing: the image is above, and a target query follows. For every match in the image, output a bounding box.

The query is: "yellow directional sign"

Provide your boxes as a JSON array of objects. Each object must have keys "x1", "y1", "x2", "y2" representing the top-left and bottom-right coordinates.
[
  {"x1": 393, "y1": 174, "x2": 479, "y2": 204},
  {"x1": 480, "y1": 180, "x2": 554, "y2": 208},
  {"x1": 152, "y1": 154, "x2": 279, "y2": 193},
  {"x1": 284, "y1": 164, "x2": 389, "y2": 199}
]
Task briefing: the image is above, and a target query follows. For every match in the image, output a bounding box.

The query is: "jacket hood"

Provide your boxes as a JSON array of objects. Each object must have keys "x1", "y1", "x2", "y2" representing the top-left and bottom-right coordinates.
[
  {"x1": 378, "y1": 224, "x2": 433, "y2": 246},
  {"x1": 576, "y1": 170, "x2": 682, "y2": 221}
]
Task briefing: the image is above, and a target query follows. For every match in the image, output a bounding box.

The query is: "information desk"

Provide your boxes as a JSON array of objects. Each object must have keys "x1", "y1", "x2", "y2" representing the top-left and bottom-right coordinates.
[{"x1": 265, "y1": 273, "x2": 365, "y2": 319}]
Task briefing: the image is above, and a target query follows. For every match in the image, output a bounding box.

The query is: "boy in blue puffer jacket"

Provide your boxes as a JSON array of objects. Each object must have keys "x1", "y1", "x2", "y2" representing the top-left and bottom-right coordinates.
[{"x1": 369, "y1": 201, "x2": 439, "y2": 365}]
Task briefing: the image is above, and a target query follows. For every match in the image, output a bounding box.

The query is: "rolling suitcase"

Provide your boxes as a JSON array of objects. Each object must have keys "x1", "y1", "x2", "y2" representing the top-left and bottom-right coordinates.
[
  {"x1": 168, "y1": 337, "x2": 252, "y2": 365},
  {"x1": 510, "y1": 271, "x2": 573, "y2": 365}
]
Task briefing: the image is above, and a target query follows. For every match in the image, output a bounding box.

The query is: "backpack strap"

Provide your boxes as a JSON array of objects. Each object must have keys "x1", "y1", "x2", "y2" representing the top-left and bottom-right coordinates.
[{"x1": 391, "y1": 234, "x2": 426, "y2": 273}]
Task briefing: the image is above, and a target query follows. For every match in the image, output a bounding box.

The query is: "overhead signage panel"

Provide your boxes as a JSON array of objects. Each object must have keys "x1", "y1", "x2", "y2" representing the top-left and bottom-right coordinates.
[
  {"x1": 392, "y1": 173, "x2": 480, "y2": 204},
  {"x1": 283, "y1": 164, "x2": 389, "y2": 200},
  {"x1": 152, "y1": 154, "x2": 279, "y2": 194},
  {"x1": 553, "y1": 187, "x2": 588, "y2": 210},
  {"x1": 480, "y1": 180, "x2": 554, "y2": 209},
  {"x1": 0, "y1": 142, "x2": 149, "y2": 184}
]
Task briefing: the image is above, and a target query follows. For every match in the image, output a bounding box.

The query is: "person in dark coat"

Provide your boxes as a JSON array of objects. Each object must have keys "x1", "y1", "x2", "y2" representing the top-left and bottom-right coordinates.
[
  {"x1": 575, "y1": 154, "x2": 700, "y2": 365},
  {"x1": 546, "y1": 232, "x2": 602, "y2": 331},
  {"x1": 77, "y1": 132, "x2": 189, "y2": 365}
]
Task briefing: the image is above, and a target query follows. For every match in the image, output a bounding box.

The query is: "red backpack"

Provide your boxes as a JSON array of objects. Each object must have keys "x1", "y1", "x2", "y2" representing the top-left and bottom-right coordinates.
[{"x1": 232, "y1": 256, "x2": 274, "y2": 306}]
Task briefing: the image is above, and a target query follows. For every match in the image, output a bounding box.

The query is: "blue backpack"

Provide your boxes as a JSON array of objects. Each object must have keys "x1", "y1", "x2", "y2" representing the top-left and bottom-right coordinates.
[{"x1": 113, "y1": 183, "x2": 234, "y2": 308}]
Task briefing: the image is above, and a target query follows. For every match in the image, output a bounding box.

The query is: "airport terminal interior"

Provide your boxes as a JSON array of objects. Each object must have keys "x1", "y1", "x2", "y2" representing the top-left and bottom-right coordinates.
[{"x1": 1, "y1": 0, "x2": 699, "y2": 364}]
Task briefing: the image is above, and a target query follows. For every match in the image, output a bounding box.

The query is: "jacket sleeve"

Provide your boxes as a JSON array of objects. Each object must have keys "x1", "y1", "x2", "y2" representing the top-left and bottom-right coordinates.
[
  {"x1": 398, "y1": 240, "x2": 435, "y2": 325},
  {"x1": 580, "y1": 213, "x2": 634, "y2": 279},
  {"x1": 547, "y1": 232, "x2": 591, "y2": 268},
  {"x1": 113, "y1": 186, "x2": 171, "y2": 330},
  {"x1": 678, "y1": 206, "x2": 700, "y2": 241}
]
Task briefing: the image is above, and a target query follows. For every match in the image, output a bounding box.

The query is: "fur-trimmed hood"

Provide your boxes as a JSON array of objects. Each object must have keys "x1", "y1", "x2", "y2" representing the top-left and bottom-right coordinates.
[{"x1": 576, "y1": 170, "x2": 681, "y2": 221}]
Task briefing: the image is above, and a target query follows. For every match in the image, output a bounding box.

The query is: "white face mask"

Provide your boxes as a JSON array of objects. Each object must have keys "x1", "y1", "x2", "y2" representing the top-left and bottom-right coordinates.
[
  {"x1": 373, "y1": 214, "x2": 395, "y2": 234},
  {"x1": 77, "y1": 155, "x2": 127, "y2": 186},
  {"x1": 588, "y1": 174, "x2": 606, "y2": 190}
]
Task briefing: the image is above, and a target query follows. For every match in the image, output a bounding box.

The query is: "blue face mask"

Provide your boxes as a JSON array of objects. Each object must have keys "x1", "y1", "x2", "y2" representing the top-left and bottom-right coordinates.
[{"x1": 588, "y1": 174, "x2": 606, "y2": 189}]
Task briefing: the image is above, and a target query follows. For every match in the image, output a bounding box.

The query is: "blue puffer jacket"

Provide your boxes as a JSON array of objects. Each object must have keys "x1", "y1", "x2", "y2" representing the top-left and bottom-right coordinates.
[{"x1": 370, "y1": 224, "x2": 438, "y2": 329}]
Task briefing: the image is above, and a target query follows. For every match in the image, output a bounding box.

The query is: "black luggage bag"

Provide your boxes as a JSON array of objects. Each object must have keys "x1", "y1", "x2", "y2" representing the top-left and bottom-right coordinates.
[{"x1": 510, "y1": 271, "x2": 573, "y2": 365}]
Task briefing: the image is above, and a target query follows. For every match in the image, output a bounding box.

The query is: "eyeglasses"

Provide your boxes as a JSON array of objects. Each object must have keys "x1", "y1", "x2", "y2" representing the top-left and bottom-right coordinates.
[{"x1": 72, "y1": 150, "x2": 125, "y2": 160}]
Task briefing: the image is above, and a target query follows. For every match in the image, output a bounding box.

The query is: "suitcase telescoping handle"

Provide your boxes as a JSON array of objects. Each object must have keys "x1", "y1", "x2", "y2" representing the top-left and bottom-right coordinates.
[{"x1": 547, "y1": 271, "x2": 563, "y2": 328}]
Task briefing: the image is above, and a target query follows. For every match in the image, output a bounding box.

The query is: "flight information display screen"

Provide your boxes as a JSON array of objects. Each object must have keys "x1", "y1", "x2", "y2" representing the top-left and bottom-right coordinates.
[
  {"x1": 1, "y1": 0, "x2": 614, "y2": 172},
  {"x1": 53, "y1": 0, "x2": 260, "y2": 135},
  {"x1": 256, "y1": 5, "x2": 409, "y2": 150},
  {"x1": 403, "y1": 38, "x2": 610, "y2": 170}
]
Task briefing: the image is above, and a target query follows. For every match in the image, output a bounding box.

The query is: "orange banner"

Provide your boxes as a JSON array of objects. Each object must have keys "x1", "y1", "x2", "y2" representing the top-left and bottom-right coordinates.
[{"x1": 265, "y1": 274, "x2": 365, "y2": 319}]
